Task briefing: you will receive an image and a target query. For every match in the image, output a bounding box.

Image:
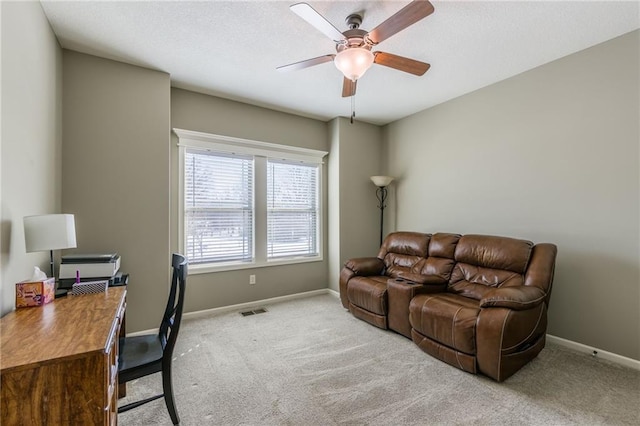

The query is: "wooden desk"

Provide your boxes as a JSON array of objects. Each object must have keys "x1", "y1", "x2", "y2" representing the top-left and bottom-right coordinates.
[{"x1": 1, "y1": 287, "x2": 126, "y2": 425}]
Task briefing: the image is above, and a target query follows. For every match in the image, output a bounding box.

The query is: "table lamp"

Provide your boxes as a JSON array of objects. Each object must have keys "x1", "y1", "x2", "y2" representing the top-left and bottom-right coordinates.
[{"x1": 24, "y1": 214, "x2": 77, "y2": 279}]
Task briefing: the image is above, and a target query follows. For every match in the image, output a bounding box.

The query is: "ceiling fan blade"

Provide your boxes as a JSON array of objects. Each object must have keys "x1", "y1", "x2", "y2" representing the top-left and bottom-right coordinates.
[
  {"x1": 342, "y1": 78, "x2": 357, "y2": 97},
  {"x1": 290, "y1": 3, "x2": 347, "y2": 42},
  {"x1": 366, "y1": 0, "x2": 434, "y2": 45},
  {"x1": 374, "y1": 51, "x2": 430, "y2": 76},
  {"x1": 277, "y1": 54, "x2": 335, "y2": 72}
]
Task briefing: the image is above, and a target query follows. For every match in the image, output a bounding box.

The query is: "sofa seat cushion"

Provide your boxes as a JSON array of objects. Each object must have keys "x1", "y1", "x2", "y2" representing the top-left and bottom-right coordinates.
[
  {"x1": 347, "y1": 276, "x2": 388, "y2": 315},
  {"x1": 409, "y1": 293, "x2": 480, "y2": 355}
]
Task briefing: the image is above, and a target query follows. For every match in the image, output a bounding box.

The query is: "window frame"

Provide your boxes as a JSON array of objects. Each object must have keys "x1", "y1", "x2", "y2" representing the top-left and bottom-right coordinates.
[
  {"x1": 183, "y1": 149, "x2": 255, "y2": 266},
  {"x1": 266, "y1": 159, "x2": 321, "y2": 261},
  {"x1": 175, "y1": 128, "x2": 327, "y2": 274}
]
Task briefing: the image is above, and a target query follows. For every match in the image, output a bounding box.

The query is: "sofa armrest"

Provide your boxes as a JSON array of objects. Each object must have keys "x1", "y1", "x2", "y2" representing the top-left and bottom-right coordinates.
[
  {"x1": 339, "y1": 257, "x2": 384, "y2": 309},
  {"x1": 344, "y1": 257, "x2": 385, "y2": 276},
  {"x1": 480, "y1": 286, "x2": 547, "y2": 311}
]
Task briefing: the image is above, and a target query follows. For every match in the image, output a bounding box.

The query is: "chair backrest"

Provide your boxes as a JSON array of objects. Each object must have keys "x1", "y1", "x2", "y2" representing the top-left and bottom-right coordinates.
[{"x1": 159, "y1": 253, "x2": 188, "y2": 362}]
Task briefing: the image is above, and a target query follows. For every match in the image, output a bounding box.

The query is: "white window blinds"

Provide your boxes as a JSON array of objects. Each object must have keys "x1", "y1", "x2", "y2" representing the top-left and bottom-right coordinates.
[
  {"x1": 267, "y1": 159, "x2": 319, "y2": 259},
  {"x1": 184, "y1": 149, "x2": 254, "y2": 264}
]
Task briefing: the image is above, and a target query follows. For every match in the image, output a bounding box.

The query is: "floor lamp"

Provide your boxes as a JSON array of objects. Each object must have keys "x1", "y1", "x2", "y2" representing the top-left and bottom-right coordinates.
[
  {"x1": 370, "y1": 176, "x2": 394, "y2": 246},
  {"x1": 24, "y1": 214, "x2": 77, "y2": 279}
]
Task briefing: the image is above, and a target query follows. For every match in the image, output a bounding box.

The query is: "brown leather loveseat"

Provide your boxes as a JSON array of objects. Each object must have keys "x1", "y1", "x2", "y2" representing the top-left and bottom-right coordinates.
[{"x1": 339, "y1": 232, "x2": 557, "y2": 381}]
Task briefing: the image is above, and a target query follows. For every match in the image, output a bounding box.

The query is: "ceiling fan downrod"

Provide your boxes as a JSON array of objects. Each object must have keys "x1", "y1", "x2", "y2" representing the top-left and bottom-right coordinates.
[{"x1": 346, "y1": 13, "x2": 362, "y2": 30}]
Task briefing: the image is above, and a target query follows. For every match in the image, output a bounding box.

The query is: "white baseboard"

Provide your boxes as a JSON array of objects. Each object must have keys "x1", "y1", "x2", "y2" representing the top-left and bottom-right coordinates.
[
  {"x1": 327, "y1": 288, "x2": 340, "y2": 298},
  {"x1": 546, "y1": 334, "x2": 640, "y2": 371},
  {"x1": 182, "y1": 288, "x2": 330, "y2": 321}
]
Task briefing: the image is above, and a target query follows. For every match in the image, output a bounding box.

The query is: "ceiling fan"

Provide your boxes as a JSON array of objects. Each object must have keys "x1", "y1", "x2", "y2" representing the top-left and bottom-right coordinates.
[{"x1": 277, "y1": 0, "x2": 434, "y2": 98}]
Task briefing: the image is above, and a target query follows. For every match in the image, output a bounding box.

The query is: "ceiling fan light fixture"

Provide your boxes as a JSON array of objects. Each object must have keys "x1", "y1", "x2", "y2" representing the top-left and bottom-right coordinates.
[{"x1": 334, "y1": 48, "x2": 374, "y2": 81}]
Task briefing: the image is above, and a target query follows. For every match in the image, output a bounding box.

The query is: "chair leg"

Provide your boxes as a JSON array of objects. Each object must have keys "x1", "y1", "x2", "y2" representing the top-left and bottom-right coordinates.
[
  {"x1": 118, "y1": 394, "x2": 164, "y2": 413},
  {"x1": 162, "y1": 364, "x2": 180, "y2": 425}
]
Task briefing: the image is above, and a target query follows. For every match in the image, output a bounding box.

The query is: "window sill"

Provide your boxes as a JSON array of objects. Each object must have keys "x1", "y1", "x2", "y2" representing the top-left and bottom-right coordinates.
[{"x1": 188, "y1": 255, "x2": 324, "y2": 275}]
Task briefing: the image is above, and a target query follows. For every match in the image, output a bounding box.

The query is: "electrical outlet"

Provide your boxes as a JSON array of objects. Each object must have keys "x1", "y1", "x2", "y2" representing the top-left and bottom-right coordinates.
[{"x1": 249, "y1": 274, "x2": 256, "y2": 285}]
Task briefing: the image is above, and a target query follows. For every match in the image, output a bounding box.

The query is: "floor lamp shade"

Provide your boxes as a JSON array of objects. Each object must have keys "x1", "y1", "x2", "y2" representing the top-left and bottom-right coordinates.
[
  {"x1": 370, "y1": 176, "x2": 394, "y2": 188},
  {"x1": 24, "y1": 214, "x2": 77, "y2": 253}
]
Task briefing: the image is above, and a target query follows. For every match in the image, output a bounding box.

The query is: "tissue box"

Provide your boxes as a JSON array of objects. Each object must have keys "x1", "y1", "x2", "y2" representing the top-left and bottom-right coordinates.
[{"x1": 16, "y1": 277, "x2": 55, "y2": 308}]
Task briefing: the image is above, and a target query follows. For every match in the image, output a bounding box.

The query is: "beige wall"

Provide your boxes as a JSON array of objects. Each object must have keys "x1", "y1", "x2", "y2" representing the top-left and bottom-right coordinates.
[
  {"x1": 327, "y1": 119, "x2": 341, "y2": 291},
  {"x1": 327, "y1": 117, "x2": 384, "y2": 291},
  {"x1": 383, "y1": 31, "x2": 640, "y2": 360},
  {"x1": 62, "y1": 51, "x2": 171, "y2": 332},
  {"x1": 1, "y1": 2, "x2": 62, "y2": 315},
  {"x1": 170, "y1": 88, "x2": 329, "y2": 312}
]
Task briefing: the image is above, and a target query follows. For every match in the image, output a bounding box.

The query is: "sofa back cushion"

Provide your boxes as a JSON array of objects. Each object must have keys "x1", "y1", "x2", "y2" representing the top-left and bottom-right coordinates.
[
  {"x1": 378, "y1": 232, "x2": 465, "y2": 285},
  {"x1": 428, "y1": 233, "x2": 460, "y2": 258},
  {"x1": 410, "y1": 233, "x2": 460, "y2": 284},
  {"x1": 378, "y1": 232, "x2": 430, "y2": 281},
  {"x1": 449, "y1": 235, "x2": 533, "y2": 300},
  {"x1": 378, "y1": 232, "x2": 430, "y2": 258}
]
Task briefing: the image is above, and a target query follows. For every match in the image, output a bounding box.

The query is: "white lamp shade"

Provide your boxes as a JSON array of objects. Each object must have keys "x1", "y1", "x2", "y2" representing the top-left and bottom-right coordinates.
[
  {"x1": 334, "y1": 48, "x2": 375, "y2": 81},
  {"x1": 24, "y1": 214, "x2": 77, "y2": 252},
  {"x1": 370, "y1": 176, "x2": 394, "y2": 187}
]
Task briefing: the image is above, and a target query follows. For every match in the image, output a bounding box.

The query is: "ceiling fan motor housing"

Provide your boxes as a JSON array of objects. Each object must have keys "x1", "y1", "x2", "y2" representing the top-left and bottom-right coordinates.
[{"x1": 337, "y1": 28, "x2": 372, "y2": 52}]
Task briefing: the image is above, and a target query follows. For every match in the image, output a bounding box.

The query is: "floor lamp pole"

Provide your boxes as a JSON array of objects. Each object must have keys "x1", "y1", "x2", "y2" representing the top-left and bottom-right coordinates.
[
  {"x1": 375, "y1": 186, "x2": 388, "y2": 246},
  {"x1": 371, "y1": 176, "x2": 394, "y2": 247}
]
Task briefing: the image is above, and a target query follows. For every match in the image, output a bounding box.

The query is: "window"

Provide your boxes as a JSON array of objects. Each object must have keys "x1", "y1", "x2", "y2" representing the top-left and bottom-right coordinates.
[
  {"x1": 267, "y1": 160, "x2": 319, "y2": 259},
  {"x1": 176, "y1": 128, "x2": 327, "y2": 272},
  {"x1": 184, "y1": 150, "x2": 254, "y2": 265}
]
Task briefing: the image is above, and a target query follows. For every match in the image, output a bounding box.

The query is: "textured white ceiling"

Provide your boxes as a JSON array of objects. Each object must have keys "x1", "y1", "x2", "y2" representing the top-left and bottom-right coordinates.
[{"x1": 41, "y1": 1, "x2": 639, "y2": 125}]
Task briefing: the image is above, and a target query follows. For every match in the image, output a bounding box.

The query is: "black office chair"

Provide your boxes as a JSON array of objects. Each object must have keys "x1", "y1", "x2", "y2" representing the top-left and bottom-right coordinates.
[{"x1": 118, "y1": 253, "x2": 188, "y2": 425}]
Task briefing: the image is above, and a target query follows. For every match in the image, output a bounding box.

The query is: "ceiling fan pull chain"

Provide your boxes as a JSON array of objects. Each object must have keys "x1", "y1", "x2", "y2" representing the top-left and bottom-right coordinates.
[{"x1": 350, "y1": 92, "x2": 355, "y2": 124}]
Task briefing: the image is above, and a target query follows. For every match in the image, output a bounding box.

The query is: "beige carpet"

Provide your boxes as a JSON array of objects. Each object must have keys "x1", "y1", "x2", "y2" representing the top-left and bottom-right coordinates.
[{"x1": 119, "y1": 294, "x2": 640, "y2": 425}]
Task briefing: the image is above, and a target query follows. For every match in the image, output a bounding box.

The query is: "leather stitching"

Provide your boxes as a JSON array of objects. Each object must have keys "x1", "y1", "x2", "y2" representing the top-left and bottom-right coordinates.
[
  {"x1": 497, "y1": 310, "x2": 511, "y2": 381},
  {"x1": 419, "y1": 295, "x2": 436, "y2": 333},
  {"x1": 503, "y1": 306, "x2": 545, "y2": 351},
  {"x1": 451, "y1": 306, "x2": 463, "y2": 350},
  {"x1": 454, "y1": 349, "x2": 465, "y2": 371},
  {"x1": 450, "y1": 305, "x2": 467, "y2": 372},
  {"x1": 483, "y1": 292, "x2": 546, "y2": 308}
]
